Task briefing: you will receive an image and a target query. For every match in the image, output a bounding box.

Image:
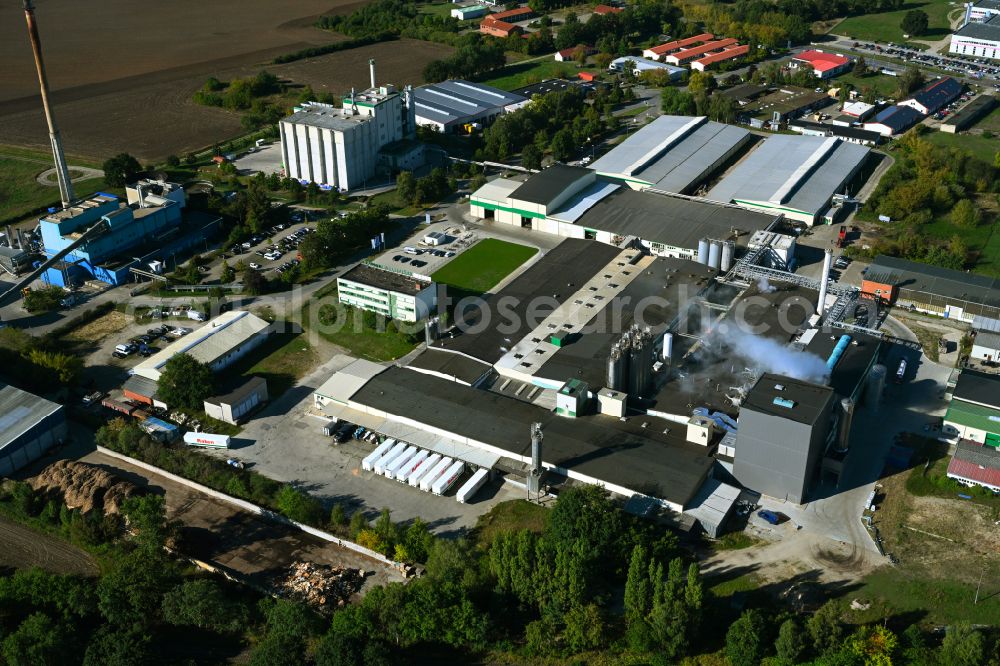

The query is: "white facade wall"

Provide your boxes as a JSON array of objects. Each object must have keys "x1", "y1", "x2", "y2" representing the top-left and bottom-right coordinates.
[
  {"x1": 950, "y1": 35, "x2": 1000, "y2": 59},
  {"x1": 972, "y1": 341, "x2": 1000, "y2": 362}
]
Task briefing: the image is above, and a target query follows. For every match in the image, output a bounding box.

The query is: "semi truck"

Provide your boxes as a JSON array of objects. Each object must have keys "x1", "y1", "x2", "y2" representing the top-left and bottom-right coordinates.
[
  {"x1": 408, "y1": 453, "x2": 441, "y2": 487},
  {"x1": 456, "y1": 468, "x2": 489, "y2": 503},
  {"x1": 384, "y1": 446, "x2": 418, "y2": 479},
  {"x1": 183, "y1": 432, "x2": 231, "y2": 449},
  {"x1": 419, "y1": 456, "x2": 453, "y2": 492},
  {"x1": 432, "y1": 461, "x2": 466, "y2": 496},
  {"x1": 361, "y1": 439, "x2": 395, "y2": 472},
  {"x1": 373, "y1": 441, "x2": 408, "y2": 475},
  {"x1": 397, "y1": 450, "x2": 429, "y2": 484}
]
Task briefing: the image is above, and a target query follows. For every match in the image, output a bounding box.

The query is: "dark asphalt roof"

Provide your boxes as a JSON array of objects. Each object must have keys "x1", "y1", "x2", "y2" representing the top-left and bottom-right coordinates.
[
  {"x1": 868, "y1": 105, "x2": 922, "y2": 132},
  {"x1": 805, "y1": 331, "x2": 882, "y2": 400},
  {"x1": 907, "y1": 77, "x2": 962, "y2": 113},
  {"x1": 943, "y1": 95, "x2": 996, "y2": 129},
  {"x1": 867, "y1": 255, "x2": 1000, "y2": 309},
  {"x1": 434, "y1": 239, "x2": 622, "y2": 364},
  {"x1": 788, "y1": 119, "x2": 882, "y2": 144},
  {"x1": 536, "y1": 257, "x2": 716, "y2": 387},
  {"x1": 207, "y1": 376, "x2": 267, "y2": 407},
  {"x1": 408, "y1": 348, "x2": 493, "y2": 385},
  {"x1": 742, "y1": 373, "x2": 834, "y2": 426},
  {"x1": 339, "y1": 263, "x2": 432, "y2": 296},
  {"x1": 730, "y1": 282, "x2": 819, "y2": 343},
  {"x1": 509, "y1": 164, "x2": 592, "y2": 206},
  {"x1": 574, "y1": 188, "x2": 777, "y2": 250},
  {"x1": 351, "y1": 366, "x2": 714, "y2": 506},
  {"x1": 952, "y1": 369, "x2": 1000, "y2": 409},
  {"x1": 956, "y1": 15, "x2": 1000, "y2": 43},
  {"x1": 122, "y1": 375, "x2": 159, "y2": 399}
]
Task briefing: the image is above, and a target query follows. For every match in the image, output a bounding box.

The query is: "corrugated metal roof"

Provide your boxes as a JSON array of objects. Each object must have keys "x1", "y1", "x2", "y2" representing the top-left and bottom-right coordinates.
[
  {"x1": 973, "y1": 315, "x2": 1000, "y2": 333},
  {"x1": 590, "y1": 115, "x2": 751, "y2": 193},
  {"x1": 132, "y1": 311, "x2": 271, "y2": 381},
  {"x1": 947, "y1": 440, "x2": 1000, "y2": 488},
  {"x1": 707, "y1": 134, "x2": 869, "y2": 217},
  {"x1": 955, "y1": 14, "x2": 1000, "y2": 41},
  {"x1": 974, "y1": 330, "x2": 1000, "y2": 350},
  {"x1": 0, "y1": 384, "x2": 62, "y2": 451},
  {"x1": 549, "y1": 180, "x2": 621, "y2": 223},
  {"x1": 868, "y1": 255, "x2": 1000, "y2": 309},
  {"x1": 315, "y1": 358, "x2": 387, "y2": 405},
  {"x1": 413, "y1": 80, "x2": 526, "y2": 127},
  {"x1": 945, "y1": 399, "x2": 1000, "y2": 433}
]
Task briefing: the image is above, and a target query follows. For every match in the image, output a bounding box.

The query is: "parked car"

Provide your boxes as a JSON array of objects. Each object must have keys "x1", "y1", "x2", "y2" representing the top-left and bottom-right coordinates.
[
  {"x1": 757, "y1": 510, "x2": 784, "y2": 525},
  {"x1": 249, "y1": 262, "x2": 262, "y2": 270}
]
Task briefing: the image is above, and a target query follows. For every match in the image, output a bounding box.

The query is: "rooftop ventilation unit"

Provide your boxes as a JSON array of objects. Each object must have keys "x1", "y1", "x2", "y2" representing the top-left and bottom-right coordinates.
[{"x1": 772, "y1": 397, "x2": 796, "y2": 408}]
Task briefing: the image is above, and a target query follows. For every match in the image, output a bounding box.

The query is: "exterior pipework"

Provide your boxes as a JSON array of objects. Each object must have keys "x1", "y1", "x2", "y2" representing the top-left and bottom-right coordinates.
[
  {"x1": 707, "y1": 240, "x2": 722, "y2": 270},
  {"x1": 817, "y1": 249, "x2": 833, "y2": 316},
  {"x1": 835, "y1": 398, "x2": 854, "y2": 453},
  {"x1": 825, "y1": 334, "x2": 853, "y2": 373}
]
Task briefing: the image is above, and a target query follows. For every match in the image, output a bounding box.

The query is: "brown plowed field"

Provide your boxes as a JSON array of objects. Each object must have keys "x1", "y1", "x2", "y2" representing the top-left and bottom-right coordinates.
[
  {"x1": 0, "y1": 516, "x2": 99, "y2": 576},
  {"x1": 0, "y1": 1, "x2": 451, "y2": 162}
]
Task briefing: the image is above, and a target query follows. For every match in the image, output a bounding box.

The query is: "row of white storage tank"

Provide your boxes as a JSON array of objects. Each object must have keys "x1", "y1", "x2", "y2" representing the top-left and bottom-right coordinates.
[{"x1": 360, "y1": 438, "x2": 490, "y2": 502}]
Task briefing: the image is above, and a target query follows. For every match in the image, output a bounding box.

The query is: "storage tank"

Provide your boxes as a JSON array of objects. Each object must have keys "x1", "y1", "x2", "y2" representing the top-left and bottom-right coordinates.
[
  {"x1": 661, "y1": 332, "x2": 673, "y2": 361},
  {"x1": 409, "y1": 453, "x2": 441, "y2": 487},
  {"x1": 720, "y1": 241, "x2": 735, "y2": 272},
  {"x1": 697, "y1": 238, "x2": 710, "y2": 265},
  {"x1": 419, "y1": 456, "x2": 453, "y2": 492},
  {"x1": 606, "y1": 346, "x2": 627, "y2": 391},
  {"x1": 708, "y1": 240, "x2": 722, "y2": 270},
  {"x1": 866, "y1": 364, "x2": 887, "y2": 411}
]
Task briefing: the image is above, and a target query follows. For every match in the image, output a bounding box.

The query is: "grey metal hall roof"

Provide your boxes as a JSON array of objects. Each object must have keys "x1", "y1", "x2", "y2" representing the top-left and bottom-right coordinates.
[
  {"x1": 907, "y1": 77, "x2": 962, "y2": 114},
  {"x1": 412, "y1": 79, "x2": 526, "y2": 127},
  {"x1": 707, "y1": 134, "x2": 869, "y2": 217},
  {"x1": 867, "y1": 105, "x2": 923, "y2": 133},
  {"x1": 574, "y1": 187, "x2": 778, "y2": 250},
  {"x1": 867, "y1": 254, "x2": 1000, "y2": 309},
  {"x1": 955, "y1": 13, "x2": 1000, "y2": 41},
  {"x1": 0, "y1": 384, "x2": 63, "y2": 451},
  {"x1": 350, "y1": 366, "x2": 714, "y2": 507},
  {"x1": 590, "y1": 115, "x2": 752, "y2": 193}
]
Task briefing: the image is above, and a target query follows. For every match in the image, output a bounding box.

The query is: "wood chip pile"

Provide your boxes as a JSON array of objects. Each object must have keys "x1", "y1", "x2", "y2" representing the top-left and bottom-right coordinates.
[
  {"x1": 276, "y1": 562, "x2": 366, "y2": 609},
  {"x1": 31, "y1": 460, "x2": 144, "y2": 515}
]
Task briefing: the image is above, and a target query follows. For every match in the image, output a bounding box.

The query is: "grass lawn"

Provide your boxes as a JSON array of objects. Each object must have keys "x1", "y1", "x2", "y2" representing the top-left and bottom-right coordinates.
[
  {"x1": 302, "y1": 296, "x2": 420, "y2": 362},
  {"x1": 924, "y1": 130, "x2": 1000, "y2": 164},
  {"x1": 921, "y1": 209, "x2": 1000, "y2": 276},
  {"x1": 472, "y1": 500, "x2": 549, "y2": 548},
  {"x1": 432, "y1": 238, "x2": 537, "y2": 295},
  {"x1": 856, "y1": 568, "x2": 1000, "y2": 625},
  {"x1": 478, "y1": 59, "x2": 597, "y2": 91},
  {"x1": 418, "y1": 1, "x2": 455, "y2": 17},
  {"x1": 0, "y1": 145, "x2": 109, "y2": 223},
  {"x1": 242, "y1": 330, "x2": 319, "y2": 397},
  {"x1": 367, "y1": 188, "x2": 423, "y2": 217},
  {"x1": 974, "y1": 105, "x2": 1000, "y2": 132},
  {"x1": 831, "y1": 71, "x2": 901, "y2": 98},
  {"x1": 831, "y1": 0, "x2": 957, "y2": 44},
  {"x1": 709, "y1": 531, "x2": 764, "y2": 552}
]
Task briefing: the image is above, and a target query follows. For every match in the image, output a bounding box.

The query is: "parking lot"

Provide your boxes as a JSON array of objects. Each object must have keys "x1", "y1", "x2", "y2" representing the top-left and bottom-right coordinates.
[
  {"x1": 232, "y1": 143, "x2": 283, "y2": 176},
  {"x1": 368, "y1": 221, "x2": 480, "y2": 278},
  {"x1": 846, "y1": 40, "x2": 1000, "y2": 85},
  {"x1": 228, "y1": 219, "x2": 314, "y2": 277}
]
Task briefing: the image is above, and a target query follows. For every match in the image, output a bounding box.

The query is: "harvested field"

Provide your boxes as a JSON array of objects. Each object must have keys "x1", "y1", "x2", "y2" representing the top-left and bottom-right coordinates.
[
  {"x1": 0, "y1": 0, "x2": 392, "y2": 162},
  {"x1": 61, "y1": 310, "x2": 130, "y2": 345},
  {"x1": 0, "y1": 515, "x2": 98, "y2": 576},
  {"x1": 270, "y1": 39, "x2": 455, "y2": 95}
]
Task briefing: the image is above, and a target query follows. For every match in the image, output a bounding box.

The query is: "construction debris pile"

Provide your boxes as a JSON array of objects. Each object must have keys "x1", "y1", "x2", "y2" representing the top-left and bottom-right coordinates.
[
  {"x1": 276, "y1": 562, "x2": 367, "y2": 609},
  {"x1": 31, "y1": 460, "x2": 144, "y2": 515}
]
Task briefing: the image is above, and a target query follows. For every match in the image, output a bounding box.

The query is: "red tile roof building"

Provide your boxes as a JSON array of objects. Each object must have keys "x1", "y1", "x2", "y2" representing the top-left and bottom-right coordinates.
[
  {"x1": 642, "y1": 33, "x2": 714, "y2": 60},
  {"x1": 594, "y1": 4, "x2": 623, "y2": 14},
  {"x1": 691, "y1": 44, "x2": 750, "y2": 71},
  {"x1": 480, "y1": 16, "x2": 522, "y2": 37},
  {"x1": 792, "y1": 50, "x2": 852, "y2": 79},
  {"x1": 666, "y1": 38, "x2": 740, "y2": 65},
  {"x1": 947, "y1": 440, "x2": 1000, "y2": 491}
]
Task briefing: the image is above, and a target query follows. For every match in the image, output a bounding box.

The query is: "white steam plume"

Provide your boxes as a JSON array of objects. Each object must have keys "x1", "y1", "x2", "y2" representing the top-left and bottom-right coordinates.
[
  {"x1": 713, "y1": 323, "x2": 829, "y2": 384},
  {"x1": 757, "y1": 277, "x2": 777, "y2": 294}
]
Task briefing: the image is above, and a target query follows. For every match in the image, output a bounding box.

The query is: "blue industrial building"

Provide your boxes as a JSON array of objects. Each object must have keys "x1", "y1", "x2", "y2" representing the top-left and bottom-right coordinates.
[
  {"x1": 0, "y1": 383, "x2": 67, "y2": 476},
  {"x1": 39, "y1": 180, "x2": 221, "y2": 288}
]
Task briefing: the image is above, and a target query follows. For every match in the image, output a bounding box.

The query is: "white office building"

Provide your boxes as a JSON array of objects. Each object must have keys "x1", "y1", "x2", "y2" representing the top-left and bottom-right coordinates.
[{"x1": 279, "y1": 61, "x2": 416, "y2": 192}]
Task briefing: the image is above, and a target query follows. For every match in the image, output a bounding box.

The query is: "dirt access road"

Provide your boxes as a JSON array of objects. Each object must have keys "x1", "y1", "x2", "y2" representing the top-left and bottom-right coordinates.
[
  {"x1": 0, "y1": 515, "x2": 99, "y2": 576},
  {"x1": 80, "y1": 450, "x2": 405, "y2": 594}
]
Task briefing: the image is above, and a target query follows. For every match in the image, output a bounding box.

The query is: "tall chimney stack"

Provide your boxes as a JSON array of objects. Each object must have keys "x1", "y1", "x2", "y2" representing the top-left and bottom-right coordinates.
[
  {"x1": 817, "y1": 250, "x2": 832, "y2": 316},
  {"x1": 22, "y1": 0, "x2": 74, "y2": 208},
  {"x1": 369, "y1": 58, "x2": 376, "y2": 89}
]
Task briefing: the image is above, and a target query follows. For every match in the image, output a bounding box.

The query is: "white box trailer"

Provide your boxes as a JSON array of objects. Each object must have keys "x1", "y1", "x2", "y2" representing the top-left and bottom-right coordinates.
[
  {"x1": 432, "y1": 461, "x2": 466, "y2": 496},
  {"x1": 408, "y1": 453, "x2": 441, "y2": 487},
  {"x1": 456, "y1": 468, "x2": 489, "y2": 503},
  {"x1": 183, "y1": 432, "x2": 231, "y2": 449},
  {"x1": 361, "y1": 439, "x2": 395, "y2": 472},
  {"x1": 384, "y1": 446, "x2": 417, "y2": 478},
  {"x1": 397, "y1": 450, "x2": 429, "y2": 483},
  {"x1": 420, "y1": 456, "x2": 453, "y2": 492},
  {"x1": 373, "y1": 441, "x2": 408, "y2": 475}
]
